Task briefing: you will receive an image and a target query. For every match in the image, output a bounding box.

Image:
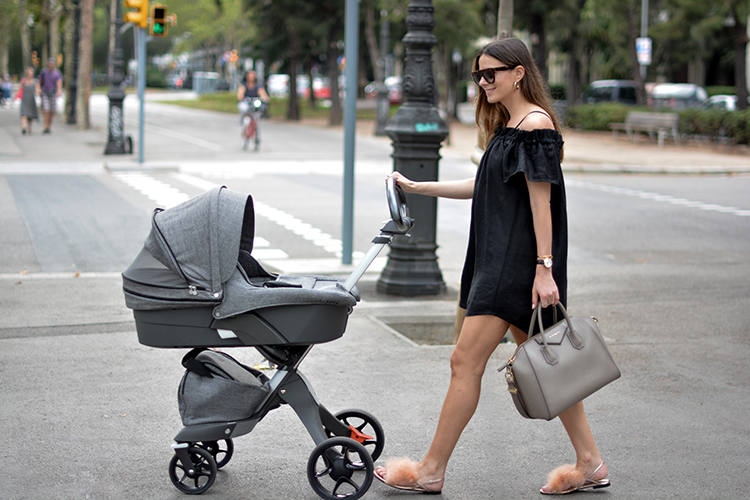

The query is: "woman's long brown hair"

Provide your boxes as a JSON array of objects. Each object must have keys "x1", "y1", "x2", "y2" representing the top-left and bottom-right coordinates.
[{"x1": 473, "y1": 38, "x2": 564, "y2": 161}]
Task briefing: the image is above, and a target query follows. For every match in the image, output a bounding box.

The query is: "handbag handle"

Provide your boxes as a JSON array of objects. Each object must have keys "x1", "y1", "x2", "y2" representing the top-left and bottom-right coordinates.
[{"x1": 528, "y1": 304, "x2": 585, "y2": 364}]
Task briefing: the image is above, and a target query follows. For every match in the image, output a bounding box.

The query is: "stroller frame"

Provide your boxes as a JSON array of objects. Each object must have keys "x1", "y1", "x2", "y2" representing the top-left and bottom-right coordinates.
[{"x1": 129, "y1": 180, "x2": 412, "y2": 500}]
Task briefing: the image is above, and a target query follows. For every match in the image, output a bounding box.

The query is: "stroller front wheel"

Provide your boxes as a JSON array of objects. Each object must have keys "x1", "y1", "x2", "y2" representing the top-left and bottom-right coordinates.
[
  {"x1": 327, "y1": 409, "x2": 385, "y2": 462},
  {"x1": 307, "y1": 437, "x2": 373, "y2": 500},
  {"x1": 169, "y1": 446, "x2": 217, "y2": 495},
  {"x1": 198, "y1": 439, "x2": 234, "y2": 469}
]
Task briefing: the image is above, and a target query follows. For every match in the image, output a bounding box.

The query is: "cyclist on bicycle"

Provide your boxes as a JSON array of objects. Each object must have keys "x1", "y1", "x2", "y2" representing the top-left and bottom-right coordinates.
[
  {"x1": 237, "y1": 70, "x2": 269, "y2": 115},
  {"x1": 237, "y1": 71, "x2": 269, "y2": 150}
]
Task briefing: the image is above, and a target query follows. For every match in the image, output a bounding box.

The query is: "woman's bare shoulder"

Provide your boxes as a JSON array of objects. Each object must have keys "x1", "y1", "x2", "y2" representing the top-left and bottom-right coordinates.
[{"x1": 517, "y1": 109, "x2": 555, "y2": 131}]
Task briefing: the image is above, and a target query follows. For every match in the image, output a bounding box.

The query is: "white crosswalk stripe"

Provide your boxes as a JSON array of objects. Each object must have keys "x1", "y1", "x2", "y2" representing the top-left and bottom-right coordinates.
[
  {"x1": 110, "y1": 171, "x2": 364, "y2": 262},
  {"x1": 566, "y1": 179, "x2": 750, "y2": 217}
]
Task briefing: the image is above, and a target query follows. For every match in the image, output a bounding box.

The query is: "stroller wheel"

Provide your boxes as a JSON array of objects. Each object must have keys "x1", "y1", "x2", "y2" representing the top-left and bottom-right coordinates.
[
  {"x1": 307, "y1": 437, "x2": 373, "y2": 500},
  {"x1": 199, "y1": 439, "x2": 234, "y2": 469},
  {"x1": 327, "y1": 409, "x2": 385, "y2": 462},
  {"x1": 169, "y1": 446, "x2": 217, "y2": 495}
]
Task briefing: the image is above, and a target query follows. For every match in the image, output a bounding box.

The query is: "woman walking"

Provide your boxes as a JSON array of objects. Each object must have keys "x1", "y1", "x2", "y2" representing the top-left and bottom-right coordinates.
[
  {"x1": 19, "y1": 67, "x2": 39, "y2": 135},
  {"x1": 375, "y1": 37, "x2": 610, "y2": 495}
]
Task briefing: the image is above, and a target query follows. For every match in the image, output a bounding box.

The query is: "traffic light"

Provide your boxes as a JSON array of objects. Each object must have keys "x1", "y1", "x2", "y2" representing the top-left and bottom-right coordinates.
[
  {"x1": 123, "y1": 0, "x2": 149, "y2": 29},
  {"x1": 150, "y1": 4, "x2": 168, "y2": 37}
]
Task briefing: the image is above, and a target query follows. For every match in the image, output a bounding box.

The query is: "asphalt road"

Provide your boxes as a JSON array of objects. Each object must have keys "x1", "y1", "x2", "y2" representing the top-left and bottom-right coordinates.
[{"x1": 1, "y1": 94, "x2": 749, "y2": 499}]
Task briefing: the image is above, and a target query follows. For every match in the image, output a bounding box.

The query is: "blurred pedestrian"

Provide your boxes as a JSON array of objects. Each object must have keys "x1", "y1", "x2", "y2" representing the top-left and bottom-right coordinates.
[
  {"x1": 19, "y1": 67, "x2": 39, "y2": 135},
  {"x1": 37, "y1": 58, "x2": 63, "y2": 134},
  {"x1": 0, "y1": 74, "x2": 12, "y2": 107}
]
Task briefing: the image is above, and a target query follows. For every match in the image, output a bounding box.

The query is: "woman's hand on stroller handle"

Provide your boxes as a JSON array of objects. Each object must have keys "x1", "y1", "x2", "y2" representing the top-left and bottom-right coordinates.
[{"x1": 385, "y1": 176, "x2": 412, "y2": 234}]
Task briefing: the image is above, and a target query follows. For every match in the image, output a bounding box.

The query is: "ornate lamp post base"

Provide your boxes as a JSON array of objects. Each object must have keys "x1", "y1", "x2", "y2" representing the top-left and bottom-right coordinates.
[{"x1": 377, "y1": 0, "x2": 448, "y2": 296}]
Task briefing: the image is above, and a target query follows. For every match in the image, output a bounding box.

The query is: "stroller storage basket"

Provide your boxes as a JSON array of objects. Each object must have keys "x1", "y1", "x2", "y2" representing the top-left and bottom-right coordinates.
[{"x1": 179, "y1": 349, "x2": 270, "y2": 426}]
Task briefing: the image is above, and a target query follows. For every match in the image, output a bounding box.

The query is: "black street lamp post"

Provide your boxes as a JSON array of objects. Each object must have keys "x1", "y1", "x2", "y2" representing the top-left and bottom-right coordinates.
[
  {"x1": 377, "y1": 0, "x2": 448, "y2": 296},
  {"x1": 104, "y1": 0, "x2": 128, "y2": 154}
]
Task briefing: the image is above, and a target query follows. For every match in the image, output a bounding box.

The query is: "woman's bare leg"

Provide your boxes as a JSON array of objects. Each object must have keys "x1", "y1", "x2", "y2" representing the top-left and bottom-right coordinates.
[{"x1": 382, "y1": 315, "x2": 509, "y2": 486}]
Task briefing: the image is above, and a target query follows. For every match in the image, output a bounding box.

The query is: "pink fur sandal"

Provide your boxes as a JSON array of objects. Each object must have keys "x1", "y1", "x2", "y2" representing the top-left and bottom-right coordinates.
[
  {"x1": 540, "y1": 461, "x2": 610, "y2": 495},
  {"x1": 374, "y1": 458, "x2": 443, "y2": 494}
]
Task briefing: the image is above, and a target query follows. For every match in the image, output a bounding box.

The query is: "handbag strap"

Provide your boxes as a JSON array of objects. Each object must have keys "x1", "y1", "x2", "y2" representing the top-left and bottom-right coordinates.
[{"x1": 527, "y1": 304, "x2": 585, "y2": 360}]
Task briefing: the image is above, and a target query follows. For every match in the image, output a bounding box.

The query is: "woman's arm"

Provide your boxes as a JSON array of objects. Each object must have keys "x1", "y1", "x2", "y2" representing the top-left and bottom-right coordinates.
[
  {"x1": 389, "y1": 171, "x2": 474, "y2": 200},
  {"x1": 526, "y1": 177, "x2": 559, "y2": 310},
  {"x1": 237, "y1": 85, "x2": 246, "y2": 101}
]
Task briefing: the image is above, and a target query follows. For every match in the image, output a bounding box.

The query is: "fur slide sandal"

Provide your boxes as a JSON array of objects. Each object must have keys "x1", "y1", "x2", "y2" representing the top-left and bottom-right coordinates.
[
  {"x1": 540, "y1": 461, "x2": 610, "y2": 495},
  {"x1": 374, "y1": 458, "x2": 443, "y2": 494}
]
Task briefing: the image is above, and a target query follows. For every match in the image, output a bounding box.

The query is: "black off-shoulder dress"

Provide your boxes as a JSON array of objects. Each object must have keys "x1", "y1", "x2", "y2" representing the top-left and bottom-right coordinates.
[{"x1": 458, "y1": 124, "x2": 567, "y2": 334}]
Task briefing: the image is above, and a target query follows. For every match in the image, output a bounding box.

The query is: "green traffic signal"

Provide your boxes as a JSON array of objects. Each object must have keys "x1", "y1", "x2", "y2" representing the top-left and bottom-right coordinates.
[{"x1": 150, "y1": 5, "x2": 168, "y2": 37}]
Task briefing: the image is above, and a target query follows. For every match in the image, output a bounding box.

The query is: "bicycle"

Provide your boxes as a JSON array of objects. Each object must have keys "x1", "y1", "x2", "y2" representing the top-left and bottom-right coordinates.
[{"x1": 239, "y1": 98, "x2": 265, "y2": 151}]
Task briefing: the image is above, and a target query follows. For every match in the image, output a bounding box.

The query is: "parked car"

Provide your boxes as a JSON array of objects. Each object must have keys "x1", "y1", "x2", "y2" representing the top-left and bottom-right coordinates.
[
  {"x1": 312, "y1": 77, "x2": 331, "y2": 99},
  {"x1": 266, "y1": 74, "x2": 290, "y2": 97},
  {"x1": 365, "y1": 76, "x2": 403, "y2": 104},
  {"x1": 649, "y1": 83, "x2": 708, "y2": 109},
  {"x1": 702, "y1": 94, "x2": 749, "y2": 111},
  {"x1": 581, "y1": 80, "x2": 637, "y2": 105}
]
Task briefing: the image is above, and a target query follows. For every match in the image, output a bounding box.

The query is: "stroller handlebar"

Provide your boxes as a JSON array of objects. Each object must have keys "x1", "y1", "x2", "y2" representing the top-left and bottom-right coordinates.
[{"x1": 341, "y1": 181, "x2": 413, "y2": 293}]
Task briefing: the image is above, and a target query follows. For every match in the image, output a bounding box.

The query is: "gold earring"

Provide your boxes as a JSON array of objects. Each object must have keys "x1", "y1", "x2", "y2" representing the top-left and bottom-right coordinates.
[{"x1": 514, "y1": 81, "x2": 520, "y2": 90}]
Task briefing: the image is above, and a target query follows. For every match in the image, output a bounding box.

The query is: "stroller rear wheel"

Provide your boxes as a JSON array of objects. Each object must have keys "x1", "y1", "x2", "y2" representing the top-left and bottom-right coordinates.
[
  {"x1": 327, "y1": 409, "x2": 384, "y2": 462},
  {"x1": 199, "y1": 439, "x2": 234, "y2": 469},
  {"x1": 307, "y1": 437, "x2": 373, "y2": 500},
  {"x1": 169, "y1": 446, "x2": 217, "y2": 495}
]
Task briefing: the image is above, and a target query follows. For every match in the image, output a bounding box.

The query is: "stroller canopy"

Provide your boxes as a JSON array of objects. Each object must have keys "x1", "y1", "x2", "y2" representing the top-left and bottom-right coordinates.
[{"x1": 123, "y1": 186, "x2": 358, "y2": 317}]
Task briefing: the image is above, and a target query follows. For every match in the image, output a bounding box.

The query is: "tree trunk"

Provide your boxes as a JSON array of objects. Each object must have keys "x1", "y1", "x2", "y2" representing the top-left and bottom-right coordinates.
[
  {"x1": 732, "y1": 9, "x2": 748, "y2": 110},
  {"x1": 63, "y1": 0, "x2": 75, "y2": 121},
  {"x1": 19, "y1": 0, "x2": 31, "y2": 68},
  {"x1": 307, "y1": 54, "x2": 316, "y2": 109},
  {"x1": 565, "y1": 0, "x2": 587, "y2": 104},
  {"x1": 76, "y1": 0, "x2": 93, "y2": 130},
  {"x1": 286, "y1": 26, "x2": 300, "y2": 121},
  {"x1": 530, "y1": 14, "x2": 547, "y2": 81},
  {"x1": 328, "y1": 26, "x2": 342, "y2": 126},
  {"x1": 49, "y1": 10, "x2": 62, "y2": 63},
  {"x1": 364, "y1": 5, "x2": 381, "y2": 82},
  {"x1": 0, "y1": 3, "x2": 11, "y2": 75}
]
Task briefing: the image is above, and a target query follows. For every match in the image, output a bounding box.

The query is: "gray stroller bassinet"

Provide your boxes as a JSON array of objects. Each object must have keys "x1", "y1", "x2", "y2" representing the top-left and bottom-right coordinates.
[{"x1": 124, "y1": 183, "x2": 412, "y2": 500}]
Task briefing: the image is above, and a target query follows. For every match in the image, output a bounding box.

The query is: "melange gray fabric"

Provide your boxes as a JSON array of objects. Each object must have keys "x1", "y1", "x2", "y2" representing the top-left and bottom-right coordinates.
[
  {"x1": 178, "y1": 350, "x2": 270, "y2": 425},
  {"x1": 122, "y1": 185, "x2": 359, "y2": 315},
  {"x1": 144, "y1": 186, "x2": 248, "y2": 297}
]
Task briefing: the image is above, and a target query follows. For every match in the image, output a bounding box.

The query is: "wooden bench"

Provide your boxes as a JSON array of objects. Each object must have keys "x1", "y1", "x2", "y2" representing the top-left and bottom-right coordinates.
[{"x1": 608, "y1": 112, "x2": 679, "y2": 147}]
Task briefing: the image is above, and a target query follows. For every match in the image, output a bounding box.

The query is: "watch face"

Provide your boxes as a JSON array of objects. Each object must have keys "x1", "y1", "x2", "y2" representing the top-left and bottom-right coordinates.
[{"x1": 544, "y1": 257, "x2": 552, "y2": 268}]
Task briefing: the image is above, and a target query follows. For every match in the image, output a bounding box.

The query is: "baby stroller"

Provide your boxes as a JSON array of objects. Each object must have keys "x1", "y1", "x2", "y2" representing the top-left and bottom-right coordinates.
[{"x1": 123, "y1": 180, "x2": 412, "y2": 500}]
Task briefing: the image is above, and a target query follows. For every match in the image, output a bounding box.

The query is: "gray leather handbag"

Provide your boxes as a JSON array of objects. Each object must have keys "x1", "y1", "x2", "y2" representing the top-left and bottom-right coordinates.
[{"x1": 498, "y1": 303, "x2": 620, "y2": 421}]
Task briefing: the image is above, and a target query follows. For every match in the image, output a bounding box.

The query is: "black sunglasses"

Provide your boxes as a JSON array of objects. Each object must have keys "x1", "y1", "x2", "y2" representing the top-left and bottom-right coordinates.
[{"x1": 471, "y1": 65, "x2": 516, "y2": 85}]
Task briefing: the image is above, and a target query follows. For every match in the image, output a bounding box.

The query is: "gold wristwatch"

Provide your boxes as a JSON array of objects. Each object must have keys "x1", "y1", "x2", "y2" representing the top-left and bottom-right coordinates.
[{"x1": 536, "y1": 255, "x2": 553, "y2": 268}]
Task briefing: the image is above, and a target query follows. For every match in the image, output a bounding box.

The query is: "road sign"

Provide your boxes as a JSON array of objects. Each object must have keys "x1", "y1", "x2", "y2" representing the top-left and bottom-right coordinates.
[{"x1": 636, "y1": 37, "x2": 652, "y2": 66}]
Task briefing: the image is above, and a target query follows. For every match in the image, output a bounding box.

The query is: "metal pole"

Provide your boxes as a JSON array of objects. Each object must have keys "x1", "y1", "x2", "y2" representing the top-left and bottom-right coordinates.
[
  {"x1": 341, "y1": 0, "x2": 359, "y2": 265},
  {"x1": 137, "y1": 27, "x2": 146, "y2": 164},
  {"x1": 640, "y1": 0, "x2": 648, "y2": 79}
]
